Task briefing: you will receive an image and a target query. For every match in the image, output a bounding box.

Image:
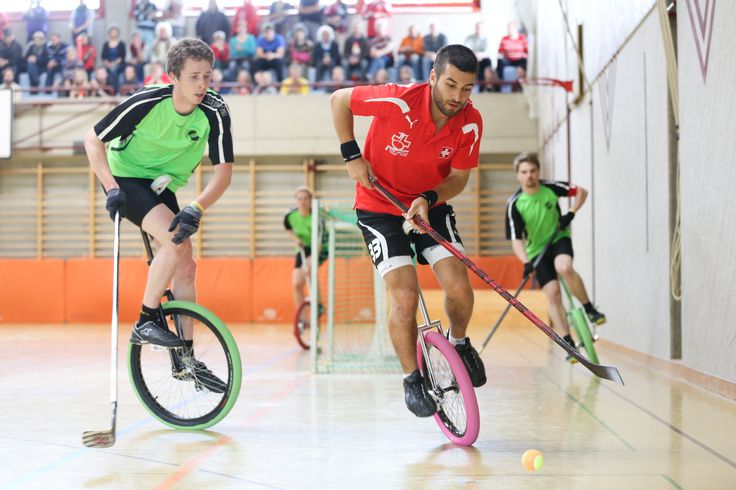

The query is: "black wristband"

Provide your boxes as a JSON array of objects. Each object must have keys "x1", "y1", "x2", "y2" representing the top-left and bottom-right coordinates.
[
  {"x1": 419, "y1": 190, "x2": 439, "y2": 207},
  {"x1": 340, "y1": 140, "x2": 362, "y2": 162}
]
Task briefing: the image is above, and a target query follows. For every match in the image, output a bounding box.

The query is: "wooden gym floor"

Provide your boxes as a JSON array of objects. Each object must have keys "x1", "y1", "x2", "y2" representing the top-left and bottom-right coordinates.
[{"x1": 1, "y1": 290, "x2": 734, "y2": 489}]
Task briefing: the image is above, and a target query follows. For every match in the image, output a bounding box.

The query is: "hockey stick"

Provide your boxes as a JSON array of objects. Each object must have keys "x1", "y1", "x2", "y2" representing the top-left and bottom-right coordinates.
[
  {"x1": 82, "y1": 211, "x2": 121, "y2": 448},
  {"x1": 369, "y1": 177, "x2": 623, "y2": 384},
  {"x1": 478, "y1": 228, "x2": 561, "y2": 354}
]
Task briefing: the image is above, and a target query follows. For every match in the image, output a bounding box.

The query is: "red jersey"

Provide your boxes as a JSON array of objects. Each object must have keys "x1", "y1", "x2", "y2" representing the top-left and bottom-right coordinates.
[
  {"x1": 350, "y1": 82, "x2": 483, "y2": 215},
  {"x1": 498, "y1": 34, "x2": 528, "y2": 61}
]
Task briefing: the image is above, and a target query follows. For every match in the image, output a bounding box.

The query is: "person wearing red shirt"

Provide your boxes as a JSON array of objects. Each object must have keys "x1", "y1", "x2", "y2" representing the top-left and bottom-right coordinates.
[
  {"x1": 361, "y1": 0, "x2": 390, "y2": 39},
  {"x1": 232, "y1": 0, "x2": 261, "y2": 37},
  {"x1": 330, "y1": 44, "x2": 486, "y2": 418},
  {"x1": 497, "y1": 21, "x2": 528, "y2": 81}
]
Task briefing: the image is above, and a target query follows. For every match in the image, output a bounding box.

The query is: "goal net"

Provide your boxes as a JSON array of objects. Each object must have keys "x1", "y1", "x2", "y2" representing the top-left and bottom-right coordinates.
[{"x1": 309, "y1": 199, "x2": 400, "y2": 373}]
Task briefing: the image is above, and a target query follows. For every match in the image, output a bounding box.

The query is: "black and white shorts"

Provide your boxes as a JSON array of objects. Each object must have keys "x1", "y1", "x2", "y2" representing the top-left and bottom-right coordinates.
[
  {"x1": 112, "y1": 176, "x2": 180, "y2": 227},
  {"x1": 356, "y1": 204, "x2": 464, "y2": 277}
]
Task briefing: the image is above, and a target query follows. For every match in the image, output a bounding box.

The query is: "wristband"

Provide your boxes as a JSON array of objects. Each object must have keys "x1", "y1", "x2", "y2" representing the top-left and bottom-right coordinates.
[
  {"x1": 419, "y1": 190, "x2": 438, "y2": 208},
  {"x1": 340, "y1": 140, "x2": 362, "y2": 162},
  {"x1": 189, "y1": 201, "x2": 205, "y2": 213}
]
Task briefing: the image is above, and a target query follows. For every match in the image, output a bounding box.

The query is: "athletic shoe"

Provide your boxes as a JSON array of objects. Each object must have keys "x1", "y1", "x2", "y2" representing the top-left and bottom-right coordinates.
[
  {"x1": 586, "y1": 308, "x2": 607, "y2": 326},
  {"x1": 453, "y1": 338, "x2": 487, "y2": 387},
  {"x1": 130, "y1": 320, "x2": 185, "y2": 348},
  {"x1": 565, "y1": 337, "x2": 579, "y2": 364},
  {"x1": 403, "y1": 369, "x2": 437, "y2": 417}
]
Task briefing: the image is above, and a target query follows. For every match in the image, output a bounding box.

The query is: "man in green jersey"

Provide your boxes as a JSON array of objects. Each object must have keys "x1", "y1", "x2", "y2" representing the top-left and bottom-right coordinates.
[
  {"x1": 85, "y1": 38, "x2": 234, "y2": 350},
  {"x1": 505, "y1": 152, "x2": 606, "y2": 361},
  {"x1": 283, "y1": 187, "x2": 326, "y2": 317}
]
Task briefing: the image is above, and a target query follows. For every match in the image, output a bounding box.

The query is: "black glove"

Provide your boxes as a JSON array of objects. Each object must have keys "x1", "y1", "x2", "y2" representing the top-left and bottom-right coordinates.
[
  {"x1": 559, "y1": 211, "x2": 576, "y2": 230},
  {"x1": 105, "y1": 188, "x2": 126, "y2": 221},
  {"x1": 168, "y1": 204, "x2": 202, "y2": 244},
  {"x1": 523, "y1": 261, "x2": 535, "y2": 278}
]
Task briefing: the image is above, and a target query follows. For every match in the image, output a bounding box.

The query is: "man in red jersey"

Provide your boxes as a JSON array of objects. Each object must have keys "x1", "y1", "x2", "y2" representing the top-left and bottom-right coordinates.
[{"x1": 330, "y1": 44, "x2": 486, "y2": 417}]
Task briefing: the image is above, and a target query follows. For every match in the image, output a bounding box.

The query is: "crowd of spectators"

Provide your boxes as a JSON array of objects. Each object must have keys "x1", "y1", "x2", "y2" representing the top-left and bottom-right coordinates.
[{"x1": 0, "y1": 0, "x2": 528, "y2": 99}]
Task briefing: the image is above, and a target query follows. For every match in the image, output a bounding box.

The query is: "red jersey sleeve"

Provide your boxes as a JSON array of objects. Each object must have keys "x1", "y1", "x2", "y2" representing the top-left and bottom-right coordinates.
[
  {"x1": 350, "y1": 84, "x2": 411, "y2": 118},
  {"x1": 449, "y1": 106, "x2": 483, "y2": 170}
]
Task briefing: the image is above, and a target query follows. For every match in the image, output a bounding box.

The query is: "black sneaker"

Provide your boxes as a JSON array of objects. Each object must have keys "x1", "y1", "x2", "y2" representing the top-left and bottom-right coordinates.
[
  {"x1": 403, "y1": 369, "x2": 437, "y2": 417},
  {"x1": 586, "y1": 308, "x2": 607, "y2": 326},
  {"x1": 453, "y1": 338, "x2": 487, "y2": 387},
  {"x1": 130, "y1": 320, "x2": 185, "y2": 348}
]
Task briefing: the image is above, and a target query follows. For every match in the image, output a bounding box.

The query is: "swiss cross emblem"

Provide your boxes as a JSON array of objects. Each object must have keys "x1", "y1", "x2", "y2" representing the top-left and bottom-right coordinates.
[{"x1": 438, "y1": 146, "x2": 454, "y2": 159}]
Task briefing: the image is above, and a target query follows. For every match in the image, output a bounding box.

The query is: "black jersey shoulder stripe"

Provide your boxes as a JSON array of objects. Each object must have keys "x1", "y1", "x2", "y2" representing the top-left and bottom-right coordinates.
[{"x1": 95, "y1": 86, "x2": 172, "y2": 141}]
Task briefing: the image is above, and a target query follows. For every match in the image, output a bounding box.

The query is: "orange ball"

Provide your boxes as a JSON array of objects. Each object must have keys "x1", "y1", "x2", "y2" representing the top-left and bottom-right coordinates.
[{"x1": 522, "y1": 449, "x2": 544, "y2": 471}]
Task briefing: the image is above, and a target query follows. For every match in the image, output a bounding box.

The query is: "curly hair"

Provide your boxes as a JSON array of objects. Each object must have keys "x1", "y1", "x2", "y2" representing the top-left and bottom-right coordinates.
[{"x1": 166, "y1": 38, "x2": 214, "y2": 78}]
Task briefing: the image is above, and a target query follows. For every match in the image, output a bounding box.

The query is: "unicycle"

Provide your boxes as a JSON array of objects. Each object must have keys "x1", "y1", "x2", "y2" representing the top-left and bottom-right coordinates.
[
  {"x1": 127, "y1": 230, "x2": 242, "y2": 430},
  {"x1": 416, "y1": 288, "x2": 480, "y2": 446},
  {"x1": 293, "y1": 246, "x2": 324, "y2": 350},
  {"x1": 560, "y1": 276, "x2": 599, "y2": 364}
]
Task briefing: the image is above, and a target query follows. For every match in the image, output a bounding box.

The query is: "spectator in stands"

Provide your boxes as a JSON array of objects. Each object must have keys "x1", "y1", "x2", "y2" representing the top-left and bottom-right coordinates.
[
  {"x1": 134, "y1": 0, "x2": 158, "y2": 55},
  {"x1": 254, "y1": 22, "x2": 286, "y2": 81},
  {"x1": 151, "y1": 21, "x2": 176, "y2": 67},
  {"x1": 77, "y1": 32, "x2": 96, "y2": 77},
  {"x1": 235, "y1": 68, "x2": 253, "y2": 94},
  {"x1": 422, "y1": 20, "x2": 447, "y2": 80},
  {"x1": 398, "y1": 64, "x2": 415, "y2": 84},
  {"x1": 464, "y1": 21, "x2": 491, "y2": 80},
  {"x1": 69, "y1": 0, "x2": 94, "y2": 46},
  {"x1": 344, "y1": 22, "x2": 368, "y2": 81},
  {"x1": 118, "y1": 64, "x2": 141, "y2": 96},
  {"x1": 1, "y1": 67, "x2": 22, "y2": 101},
  {"x1": 326, "y1": 64, "x2": 345, "y2": 92},
  {"x1": 361, "y1": 0, "x2": 390, "y2": 39},
  {"x1": 101, "y1": 25, "x2": 125, "y2": 92},
  {"x1": 0, "y1": 13, "x2": 9, "y2": 42},
  {"x1": 312, "y1": 25, "x2": 340, "y2": 83},
  {"x1": 0, "y1": 29, "x2": 24, "y2": 83},
  {"x1": 280, "y1": 62, "x2": 309, "y2": 95},
  {"x1": 324, "y1": 0, "x2": 349, "y2": 44},
  {"x1": 66, "y1": 66, "x2": 90, "y2": 98},
  {"x1": 44, "y1": 32, "x2": 69, "y2": 89},
  {"x1": 163, "y1": 0, "x2": 186, "y2": 39},
  {"x1": 267, "y1": 0, "x2": 293, "y2": 36},
  {"x1": 143, "y1": 60, "x2": 171, "y2": 85},
  {"x1": 254, "y1": 69, "x2": 277, "y2": 94},
  {"x1": 288, "y1": 23, "x2": 313, "y2": 69},
  {"x1": 24, "y1": 31, "x2": 48, "y2": 90},
  {"x1": 91, "y1": 65, "x2": 115, "y2": 96},
  {"x1": 23, "y1": 0, "x2": 48, "y2": 44},
  {"x1": 298, "y1": 0, "x2": 323, "y2": 41},
  {"x1": 232, "y1": 0, "x2": 260, "y2": 37},
  {"x1": 367, "y1": 18, "x2": 393, "y2": 82},
  {"x1": 373, "y1": 66, "x2": 388, "y2": 84},
  {"x1": 397, "y1": 24, "x2": 423, "y2": 81},
  {"x1": 210, "y1": 30, "x2": 230, "y2": 71},
  {"x1": 59, "y1": 45, "x2": 82, "y2": 95},
  {"x1": 127, "y1": 31, "x2": 147, "y2": 81},
  {"x1": 229, "y1": 20, "x2": 256, "y2": 79},
  {"x1": 478, "y1": 65, "x2": 496, "y2": 93},
  {"x1": 497, "y1": 21, "x2": 528, "y2": 81},
  {"x1": 196, "y1": 0, "x2": 231, "y2": 44},
  {"x1": 211, "y1": 67, "x2": 229, "y2": 94}
]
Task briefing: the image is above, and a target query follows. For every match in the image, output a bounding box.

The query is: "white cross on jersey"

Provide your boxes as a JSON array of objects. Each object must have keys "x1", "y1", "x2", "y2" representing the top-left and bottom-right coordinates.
[{"x1": 439, "y1": 147, "x2": 452, "y2": 158}]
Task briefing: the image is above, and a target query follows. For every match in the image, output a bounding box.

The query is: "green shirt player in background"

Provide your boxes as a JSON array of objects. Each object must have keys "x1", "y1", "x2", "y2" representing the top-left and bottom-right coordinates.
[
  {"x1": 85, "y1": 38, "x2": 234, "y2": 350},
  {"x1": 505, "y1": 152, "x2": 606, "y2": 362},
  {"x1": 283, "y1": 187, "x2": 326, "y2": 317}
]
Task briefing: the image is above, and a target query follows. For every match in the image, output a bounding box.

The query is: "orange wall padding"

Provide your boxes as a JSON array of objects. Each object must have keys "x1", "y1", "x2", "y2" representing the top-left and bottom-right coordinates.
[
  {"x1": 0, "y1": 259, "x2": 65, "y2": 323},
  {"x1": 0, "y1": 255, "x2": 524, "y2": 324}
]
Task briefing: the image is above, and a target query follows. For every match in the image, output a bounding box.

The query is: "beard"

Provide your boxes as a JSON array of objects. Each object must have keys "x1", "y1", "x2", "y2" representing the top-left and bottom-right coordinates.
[{"x1": 432, "y1": 89, "x2": 463, "y2": 118}]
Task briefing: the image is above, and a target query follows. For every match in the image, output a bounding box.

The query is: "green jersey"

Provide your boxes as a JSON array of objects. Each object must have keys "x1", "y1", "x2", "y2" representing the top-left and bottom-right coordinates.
[
  {"x1": 505, "y1": 180, "x2": 575, "y2": 258},
  {"x1": 284, "y1": 208, "x2": 317, "y2": 250},
  {"x1": 93, "y1": 85, "x2": 233, "y2": 192}
]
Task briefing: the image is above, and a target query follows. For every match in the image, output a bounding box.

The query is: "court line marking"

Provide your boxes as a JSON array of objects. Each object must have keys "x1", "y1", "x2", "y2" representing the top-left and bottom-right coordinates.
[{"x1": 1, "y1": 346, "x2": 302, "y2": 489}]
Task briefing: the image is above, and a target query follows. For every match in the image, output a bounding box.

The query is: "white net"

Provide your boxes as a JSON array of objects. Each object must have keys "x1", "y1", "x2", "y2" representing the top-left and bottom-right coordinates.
[{"x1": 310, "y1": 200, "x2": 400, "y2": 373}]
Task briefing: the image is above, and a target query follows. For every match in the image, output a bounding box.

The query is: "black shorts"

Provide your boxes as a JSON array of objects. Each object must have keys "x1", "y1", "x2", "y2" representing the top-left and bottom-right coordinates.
[
  {"x1": 532, "y1": 237, "x2": 574, "y2": 288},
  {"x1": 294, "y1": 246, "x2": 328, "y2": 268},
  {"x1": 356, "y1": 203, "x2": 464, "y2": 277},
  {"x1": 113, "y1": 176, "x2": 180, "y2": 227}
]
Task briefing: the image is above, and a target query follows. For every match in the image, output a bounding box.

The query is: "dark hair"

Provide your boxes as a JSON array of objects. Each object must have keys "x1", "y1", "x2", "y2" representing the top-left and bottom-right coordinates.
[
  {"x1": 433, "y1": 44, "x2": 478, "y2": 76},
  {"x1": 513, "y1": 152, "x2": 540, "y2": 172},
  {"x1": 167, "y1": 38, "x2": 215, "y2": 78}
]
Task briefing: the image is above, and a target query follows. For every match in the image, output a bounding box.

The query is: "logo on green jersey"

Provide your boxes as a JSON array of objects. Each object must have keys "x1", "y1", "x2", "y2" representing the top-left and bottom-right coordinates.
[{"x1": 187, "y1": 130, "x2": 200, "y2": 142}]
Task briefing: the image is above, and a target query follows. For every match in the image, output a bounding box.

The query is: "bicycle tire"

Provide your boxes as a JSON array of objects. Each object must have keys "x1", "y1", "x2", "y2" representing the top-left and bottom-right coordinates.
[
  {"x1": 417, "y1": 331, "x2": 480, "y2": 446},
  {"x1": 293, "y1": 300, "x2": 311, "y2": 350},
  {"x1": 570, "y1": 307, "x2": 599, "y2": 364},
  {"x1": 128, "y1": 301, "x2": 242, "y2": 429}
]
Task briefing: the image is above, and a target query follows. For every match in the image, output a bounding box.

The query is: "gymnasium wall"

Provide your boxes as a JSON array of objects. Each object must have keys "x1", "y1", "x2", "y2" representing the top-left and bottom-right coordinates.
[
  {"x1": 678, "y1": 2, "x2": 736, "y2": 382},
  {"x1": 535, "y1": 4, "x2": 676, "y2": 361}
]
